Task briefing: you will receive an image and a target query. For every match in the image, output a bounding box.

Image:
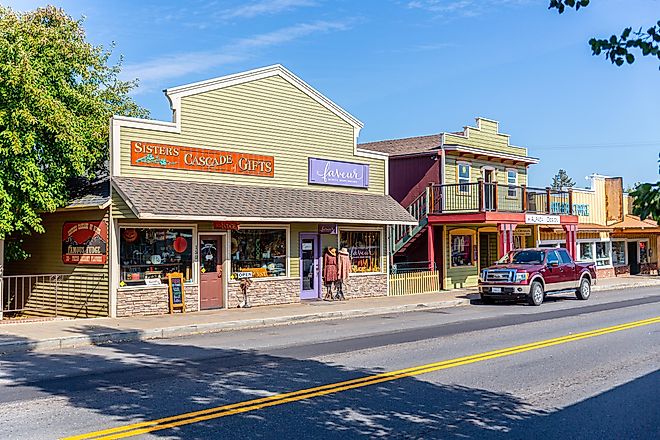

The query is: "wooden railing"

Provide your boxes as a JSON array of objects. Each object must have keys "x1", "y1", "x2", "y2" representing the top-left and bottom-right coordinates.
[
  {"x1": 429, "y1": 182, "x2": 572, "y2": 215},
  {"x1": 389, "y1": 269, "x2": 440, "y2": 296}
]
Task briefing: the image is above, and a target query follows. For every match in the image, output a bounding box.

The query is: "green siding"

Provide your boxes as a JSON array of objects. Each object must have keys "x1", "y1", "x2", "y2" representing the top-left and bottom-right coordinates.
[
  {"x1": 444, "y1": 156, "x2": 527, "y2": 185},
  {"x1": 118, "y1": 75, "x2": 386, "y2": 195},
  {"x1": 444, "y1": 118, "x2": 528, "y2": 157}
]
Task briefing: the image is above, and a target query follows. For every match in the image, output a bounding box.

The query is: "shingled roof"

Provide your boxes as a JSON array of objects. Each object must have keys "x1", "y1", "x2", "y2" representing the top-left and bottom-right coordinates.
[
  {"x1": 112, "y1": 177, "x2": 416, "y2": 225},
  {"x1": 358, "y1": 134, "x2": 441, "y2": 157}
]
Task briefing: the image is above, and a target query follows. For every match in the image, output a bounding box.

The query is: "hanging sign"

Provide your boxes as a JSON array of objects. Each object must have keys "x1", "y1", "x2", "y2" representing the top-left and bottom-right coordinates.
[
  {"x1": 308, "y1": 158, "x2": 369, "y2": 188},
  {"x1": 318, "y1": 223, "x2": 338, "y2": 234},
  {"x1": 131, "y1": 141, "x2": 274, "y2": 177},
  {"x1": 168, "y1": 272, "x2": 186, "y2": 313},
  {"x1": 525, "y1": 214, "x2": 560, "y2": 225},
  {"x1": 62, "y1": 221, "x2": 108, "y2": 264},
  {"x1": 213, "y1": 221, "x2": 240, "y2": 230},
  {"x1": 513, "y1": 228, "x2": 532, "y2": 236}
]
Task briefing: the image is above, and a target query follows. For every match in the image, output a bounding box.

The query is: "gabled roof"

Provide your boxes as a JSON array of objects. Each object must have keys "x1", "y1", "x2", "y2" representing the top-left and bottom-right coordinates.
[
  {"x1": 358, "y1": 134, "x2": 441, "y2": 157},
  {"x1": 165, "y1": 64, "x2": 363, "y2": 131}
]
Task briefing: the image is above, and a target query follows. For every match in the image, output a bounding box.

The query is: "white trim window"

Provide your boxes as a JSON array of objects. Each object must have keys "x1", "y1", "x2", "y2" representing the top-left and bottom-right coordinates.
[
  {"x1": 339, "y1": 229, "x2": 383, "y2": 273},
  {"x1": 230, "y1": 227, "x2": 288, "y2": 278},
  {"x1": 577, "y1": 240, "x2": 612, "y2": 267},
  {"x1": 119, "y1": 227, "x2": 195, "y2": 287},
  {"x1": 612, "y1": 240, "x2": 626, "y2": 266},
  {"x1": 457, "y1": 162, "x2": 471, "y2": 194},
  {"x1": 506, "y1": 169, "x2": 518, "y2": 198},
  {"x1": 639, "y1": 240, "x2": 650, "y2": 264},
  {"x1": 595, "y1": 241, "x2": 612, "y2": 267}
]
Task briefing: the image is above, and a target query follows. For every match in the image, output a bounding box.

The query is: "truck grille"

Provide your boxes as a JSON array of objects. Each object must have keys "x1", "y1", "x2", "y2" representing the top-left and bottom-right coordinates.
[{"x1": 485, "y1": 269, "x2": 514, "y2": 283}]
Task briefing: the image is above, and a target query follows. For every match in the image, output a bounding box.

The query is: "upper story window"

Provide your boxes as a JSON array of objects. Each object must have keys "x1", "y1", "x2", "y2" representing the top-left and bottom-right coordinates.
[
  {"x1": 457, "y1": 163, "x2": 470, "y2": 193},
  {"x1": 507, "y1": 169, "x2": 518, "y2": 198}
]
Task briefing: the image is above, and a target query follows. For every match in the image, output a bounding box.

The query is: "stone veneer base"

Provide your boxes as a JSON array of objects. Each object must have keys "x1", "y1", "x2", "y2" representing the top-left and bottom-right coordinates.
[{"x1": 116, "y1": 285, "x2": 199, "y2": 317}]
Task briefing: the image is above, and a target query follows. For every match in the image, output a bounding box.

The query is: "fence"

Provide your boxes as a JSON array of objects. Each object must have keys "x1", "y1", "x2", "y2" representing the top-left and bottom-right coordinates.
[
  {"x1": 389, "y1": 270, "x2": 440, "y2": 296},
  {"x1": 1, "y1": 273, "x2": 108, "y2": 319}
]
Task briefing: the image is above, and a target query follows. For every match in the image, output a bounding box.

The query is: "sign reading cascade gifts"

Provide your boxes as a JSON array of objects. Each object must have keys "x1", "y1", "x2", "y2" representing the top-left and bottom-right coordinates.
[
  {"x1": 131, "y1": 141, "x2": 274, "y2": 177},
  {"x1": 62, "y1": 221, "x2": 108, "y2": 264}
]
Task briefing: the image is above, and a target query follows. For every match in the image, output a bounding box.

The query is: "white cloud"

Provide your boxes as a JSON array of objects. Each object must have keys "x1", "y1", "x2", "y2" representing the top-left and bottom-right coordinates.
[
  {"x1": 122, "y1": 20, "x2": 349, "y2": 93},
  {"x1": 220, "y1": 0, "x2": 317, "y2": 19},
  {"x1": 407, "y1": 0, "x2": 531, "y2": 18}
]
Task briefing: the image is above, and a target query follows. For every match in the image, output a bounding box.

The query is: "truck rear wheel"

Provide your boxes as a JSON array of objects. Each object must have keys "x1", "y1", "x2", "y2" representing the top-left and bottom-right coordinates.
[
  {"x1": 576, "y1": 277, "x2": 591, "y2": 300},
  {"x1": 528, "y1": 281, "x2": 544, "y2": 306}
]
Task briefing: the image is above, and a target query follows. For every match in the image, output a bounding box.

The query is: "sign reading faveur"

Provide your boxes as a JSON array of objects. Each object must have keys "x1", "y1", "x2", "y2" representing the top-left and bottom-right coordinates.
[
  {"x1": 62, "y1": 221, "x2": 108, "y2": 264},
  {"x1": 308, "y1": 158, "x2": 369, "y2": 188},
  {"x1": 131, "y1": 141, "x2": 274, "y2": 177}
]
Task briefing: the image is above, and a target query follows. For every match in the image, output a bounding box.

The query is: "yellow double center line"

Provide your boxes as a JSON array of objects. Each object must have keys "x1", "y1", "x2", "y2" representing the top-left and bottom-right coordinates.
[{"x1": 65, "y1": 316, "x2": 660, "y2": 440}]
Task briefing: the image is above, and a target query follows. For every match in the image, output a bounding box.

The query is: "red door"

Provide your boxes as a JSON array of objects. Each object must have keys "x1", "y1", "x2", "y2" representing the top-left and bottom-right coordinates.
[{"x1": 200, "y1": 236, "x2": 223, "y2": 309}]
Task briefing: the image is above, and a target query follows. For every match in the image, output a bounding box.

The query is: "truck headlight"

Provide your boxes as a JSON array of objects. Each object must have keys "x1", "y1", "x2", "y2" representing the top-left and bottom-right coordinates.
[
  {"x1": 479, "y1": 270, "x2": 487, "y2": 282},
  {"x1": 515, "y1": 272, "x2": 528, "y2": 282}
]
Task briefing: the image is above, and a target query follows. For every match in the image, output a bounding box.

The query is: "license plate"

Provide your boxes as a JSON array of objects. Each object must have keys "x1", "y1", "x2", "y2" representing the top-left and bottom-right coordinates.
[{"x1": 491, "y1": 287, "x2": 502, "y2": 293}]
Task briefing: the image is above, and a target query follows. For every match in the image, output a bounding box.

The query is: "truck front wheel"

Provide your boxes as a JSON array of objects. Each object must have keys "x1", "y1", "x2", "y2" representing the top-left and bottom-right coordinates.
[
  {"x1": 528, "y1": 281, "x2": 544, "y2": 306},
  {"x1": 576, "y1": 277, "x2": 591, "y2": 300}
]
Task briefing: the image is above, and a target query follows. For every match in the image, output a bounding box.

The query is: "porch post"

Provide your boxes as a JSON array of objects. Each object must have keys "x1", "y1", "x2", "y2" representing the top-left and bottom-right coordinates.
[
  {"x1": 498, "y1": 223, "x2": 514, "y2": 258},
  {"x1": 478, "y1": 178, "x2": 485, "y2": 213},
  {"x1": 427, "y1": 225, "x2": 435, "y2": 270},
  {"x1": 563, "y1": 224, "x2": 577, "y2": 260}
]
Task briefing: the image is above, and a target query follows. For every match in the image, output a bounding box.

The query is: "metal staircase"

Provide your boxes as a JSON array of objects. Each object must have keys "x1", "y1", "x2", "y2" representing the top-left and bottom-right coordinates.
[{"x1": 389, "y1": 187, "x2": 431, "y2": 256}]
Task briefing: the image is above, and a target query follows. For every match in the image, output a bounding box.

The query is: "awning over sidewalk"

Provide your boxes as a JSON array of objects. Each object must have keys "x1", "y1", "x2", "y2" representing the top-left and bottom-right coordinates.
[
  {"x1": 112, "y1": 176, "x2": 417, "y2": 225},
  {"x1": 610, "y1": 215, "x2": 660, "y2": 234}
]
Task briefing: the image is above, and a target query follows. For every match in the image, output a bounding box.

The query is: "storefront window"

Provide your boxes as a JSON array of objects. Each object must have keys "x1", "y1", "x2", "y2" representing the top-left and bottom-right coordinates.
[
  {"x1": 612, "y1": 241, "x2": 626, "y2": 265},
  {"x1": 340, "y1": 230, "x2": 381, "y2": 273},
  {"x1": 120, "y1": 228, "x2": 193, "y2": 286},
  {"x1": 595, "y1": 242, "x2": 611, "y2": 267},
  {"x1": 578, "y1": 242, "x2": 593, "y2": 261},
  {"x1": 507, "y1": 169, "x2": 517, "y2": 197},
  {"x1": 231, "y1": 229, "x2": 287, "y2": 278},
  {"x1": 640, "y1": 241, "x2": 649, "y2": 264},
  {"x1": 451, "y1": 234, "x2": 473, "y2": 267}
]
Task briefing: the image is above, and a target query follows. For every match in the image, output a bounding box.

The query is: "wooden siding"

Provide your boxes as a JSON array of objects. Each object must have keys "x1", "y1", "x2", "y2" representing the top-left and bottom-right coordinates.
[
  {"x1": 4, "y1": 209, "x2": 110, "y2": 317},
  {"x1": 111, "y1": 191, "x2": 137, "y2": 219},
  {"x1": 444, "y1": 227, "x2": 479, "y2": 289},
  {"x1": 443, "y1": 119, "x2": 528, "y2": 157},
  {"x1": 389, "y1": 155, "x2": 440, "y2": 206},
  {"x1": 444, "y1": 155, "x2": 527, "y2": 185},
  {"x1": 118, "y1": 75, "x2": 385, "y2": 195},
  {"x1": 389, "y1": 270, "x2": 440, "y2": 295}
]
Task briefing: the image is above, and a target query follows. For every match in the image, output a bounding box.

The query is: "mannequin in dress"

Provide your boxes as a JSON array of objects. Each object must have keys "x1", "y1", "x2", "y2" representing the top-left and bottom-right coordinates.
[
  {"x1": 322, "y1": 247, "x2": 338, "y2": 300},
  {"x1": 336, "y1": 247, "x2": 351, "y2": 300}
]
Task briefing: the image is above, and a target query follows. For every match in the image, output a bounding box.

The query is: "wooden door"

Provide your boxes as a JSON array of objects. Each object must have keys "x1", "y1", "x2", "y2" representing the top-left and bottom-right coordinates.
[
  {"x1": 484, "y1": 169, "x2": 495, "y2": 211},
  {"x1": 200, "y1": 236, "x2": 223, "y2": 309}
]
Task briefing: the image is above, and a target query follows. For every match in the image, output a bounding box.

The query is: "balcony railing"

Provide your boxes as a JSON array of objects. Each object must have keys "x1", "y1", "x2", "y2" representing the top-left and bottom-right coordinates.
[{"x1": 429, "y1": 182, "x2": 573, "y2": 215}]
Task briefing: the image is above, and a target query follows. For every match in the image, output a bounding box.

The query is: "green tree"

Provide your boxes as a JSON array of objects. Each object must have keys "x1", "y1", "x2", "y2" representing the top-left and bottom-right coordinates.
[
  {"x1": 551, "y1": 169, "x2": 576, "y2": 191},
  {"x1": 549, "y1": 1, "x2": 660, "y2": 70},
  {"x1": 0, "y1": 6, "x2": 147, "y2": 252}
]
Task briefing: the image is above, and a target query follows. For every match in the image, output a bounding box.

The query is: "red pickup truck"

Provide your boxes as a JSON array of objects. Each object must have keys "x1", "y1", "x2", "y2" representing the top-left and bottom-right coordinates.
[{"x1": 478, "y1": 248, "x2": 597, "y2": 306}]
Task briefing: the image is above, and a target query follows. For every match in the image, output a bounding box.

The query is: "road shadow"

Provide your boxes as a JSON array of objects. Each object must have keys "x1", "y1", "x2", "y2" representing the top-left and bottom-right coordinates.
[{"x1": 0, "y1": 327, "x2": 657, "y2": 439}]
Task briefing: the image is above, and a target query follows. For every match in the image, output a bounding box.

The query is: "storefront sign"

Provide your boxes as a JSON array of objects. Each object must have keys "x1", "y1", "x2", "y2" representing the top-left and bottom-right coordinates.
[
  {"x1": 318, "y1": 223, "x2": 338, "y2": 234},
  {"x1": 168, "y1": 272, "x2": 186, "y2": 313},
  {"x1": 213, "y1": 221, "x2": 240, "y2": 230},
  {"x1": 513, "y1": 228, "x2": 532, "y2": 236},
  {"x1": 62, "y1": 221, "x2": 108, "y2": 264},
  {"x1": 525, "y1": 214, "x2": 561, "y2": 225},
  {"x1": 308, "y1": 158, "x2": 369, "y2": 188},
  {"x1": 131, "y1": 141, "x2": 274, "y2": 177},
  {"x1": 550, "y1": 202, "x2": 590, "y2": 216},
  {"x1": 234, "y1": 271, "x2": 253, "y2": 279}
]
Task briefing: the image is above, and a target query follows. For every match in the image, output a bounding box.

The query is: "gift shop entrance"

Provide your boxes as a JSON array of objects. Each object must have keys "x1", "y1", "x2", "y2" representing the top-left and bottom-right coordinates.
[
  {"x1": 200, "y1": 235, "x2": 224, "y2": 310},
  {"x1": 300, "y1": 233, "x2": 321, "y2": 299}
]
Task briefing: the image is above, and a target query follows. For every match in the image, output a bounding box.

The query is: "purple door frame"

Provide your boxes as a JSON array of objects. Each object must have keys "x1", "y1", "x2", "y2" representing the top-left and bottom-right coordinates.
[{"x1": 300, "y1": 233, "x2": 321, "y2": 299}]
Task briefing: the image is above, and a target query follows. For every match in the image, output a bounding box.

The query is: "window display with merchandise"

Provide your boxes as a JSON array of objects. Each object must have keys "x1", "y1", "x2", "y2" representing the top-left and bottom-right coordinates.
[
  {"x1": 231, "y1": 229, "x2": 287, "y2": 278},
  {"x1": 612, "y1": 241, "x2": 626, "y2": 265},
  {"x1": 339, "y1": 230, "x2": 381, "y2": 273},
  {"x1": 120, "y1": 228, "x2": 193, "y2": 286},
  {"x1": 451, "y1": 234, "x2": 473, "y2": 267}
]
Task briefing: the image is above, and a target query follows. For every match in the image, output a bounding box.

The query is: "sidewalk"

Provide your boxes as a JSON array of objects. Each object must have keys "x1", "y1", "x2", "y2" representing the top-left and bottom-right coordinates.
[{"x1": 0, "y1": 275, "x2": 657, "y2": 355}]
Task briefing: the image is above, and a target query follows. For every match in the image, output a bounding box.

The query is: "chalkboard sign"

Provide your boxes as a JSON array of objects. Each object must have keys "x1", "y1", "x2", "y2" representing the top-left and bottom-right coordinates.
[{"x1": 167, "y1": 272, "x2": 186, "y2": 313}]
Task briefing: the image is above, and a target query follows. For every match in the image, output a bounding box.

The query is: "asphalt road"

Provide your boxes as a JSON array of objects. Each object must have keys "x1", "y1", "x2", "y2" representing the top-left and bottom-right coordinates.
[{"x1": 0, "y1": 287, "x2": 658, "y2": 439}]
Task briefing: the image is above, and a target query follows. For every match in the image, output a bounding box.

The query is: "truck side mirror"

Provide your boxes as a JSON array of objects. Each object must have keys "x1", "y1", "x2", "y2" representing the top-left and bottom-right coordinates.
[{"x1": 549, "y1": 261, "x2": 559, "y2": 268}]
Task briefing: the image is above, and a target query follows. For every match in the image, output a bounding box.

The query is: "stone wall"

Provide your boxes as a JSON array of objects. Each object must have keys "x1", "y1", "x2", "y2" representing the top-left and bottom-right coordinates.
[
  {"x1": 596, "y1": 267, "x2": 615, "y2": 279},
  {"x1": 116, "y1": 284, "x2": 199, "y2": 317},
  {"x1": 226, "y1": 277, "x2": 299, "y2": 308},
  {"x1": 343, "y1": 273, "x2": 388, "y2": 298}
]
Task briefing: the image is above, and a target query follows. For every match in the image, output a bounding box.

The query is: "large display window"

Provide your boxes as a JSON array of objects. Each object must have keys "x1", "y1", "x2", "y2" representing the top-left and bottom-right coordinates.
[
  {"x1": 120, "y1": 227, "x2": 194, "y2": 286},
  {"x1": 450, "y1": 233, "x2": 473, "y2": 267},
  {"x1": 231, "y1": 228, "x2": 287, "y2": 278},
  {"x1": 340, "y1": 230, "x2": 382, "y2": 273}
]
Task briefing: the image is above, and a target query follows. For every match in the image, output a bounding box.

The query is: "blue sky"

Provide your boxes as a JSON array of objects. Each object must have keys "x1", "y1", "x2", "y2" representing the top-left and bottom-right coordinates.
[{"x1": 7, "y1": 0, "x2": 660, "y2": 188}]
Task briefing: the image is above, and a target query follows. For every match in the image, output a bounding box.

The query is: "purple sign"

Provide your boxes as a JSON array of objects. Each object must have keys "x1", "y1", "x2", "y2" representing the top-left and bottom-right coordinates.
[
  {"x1": 318, "y1": 223, "x2": 337, "y2": 234},
  {"x1": 308, "y1": 158, "x2": 369, "y2": 188}
]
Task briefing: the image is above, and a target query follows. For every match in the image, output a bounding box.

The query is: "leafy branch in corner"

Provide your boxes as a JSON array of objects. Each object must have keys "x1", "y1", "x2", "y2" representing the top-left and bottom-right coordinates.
[{"x1": 549, "y1": 1, "x2": 660, "y2": 70}]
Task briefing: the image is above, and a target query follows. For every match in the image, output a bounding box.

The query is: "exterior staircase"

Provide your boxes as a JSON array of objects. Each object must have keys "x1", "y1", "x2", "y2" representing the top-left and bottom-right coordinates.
[{"x1": 389, "y1": 187, "x2": 431, "y2": 256}]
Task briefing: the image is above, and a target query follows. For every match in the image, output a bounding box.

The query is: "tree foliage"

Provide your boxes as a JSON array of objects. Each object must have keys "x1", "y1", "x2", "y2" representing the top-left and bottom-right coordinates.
[
  {"x1": 0, "y1": 6, "x2": 147, "y2": 242},
  {"x1": 629, "y1": 182, "x2": 660, "y2": 221},
  {"x1": 551, "y1": 169, "x2": 576, "y2": 191},
  {"x1": 549, "y1": 1, "x2": 660, "y2": 70}
]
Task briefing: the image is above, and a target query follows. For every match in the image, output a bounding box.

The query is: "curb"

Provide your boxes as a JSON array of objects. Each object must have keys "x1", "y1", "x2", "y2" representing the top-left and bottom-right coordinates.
[
  {"x1": 0, "y1": 298, "x2": 470, "y2": 355},
  {"x1": 593, "y1": 280, "x2": 660, "y2": 292}
]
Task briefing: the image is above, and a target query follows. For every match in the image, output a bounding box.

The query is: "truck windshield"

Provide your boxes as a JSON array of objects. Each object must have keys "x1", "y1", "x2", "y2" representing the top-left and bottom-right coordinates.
[{"x1": 508, "y1": 250, "x2": 544, "y2": 264}]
